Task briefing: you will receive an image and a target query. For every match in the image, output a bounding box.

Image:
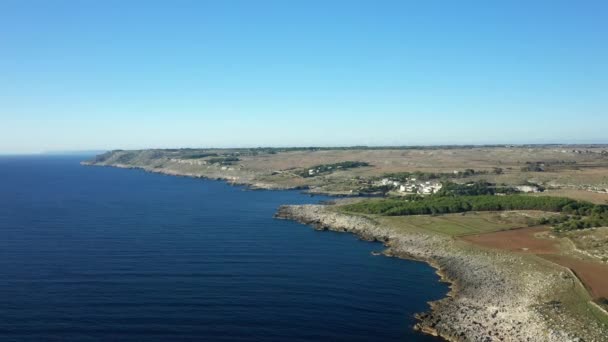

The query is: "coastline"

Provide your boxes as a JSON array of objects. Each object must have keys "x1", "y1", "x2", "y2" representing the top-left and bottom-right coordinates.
[
  {"x1": 81, "y1": 161, "x2": 358, "y2": 196},
  {"x1": 82, "y1": 161, "x2": 607, "y2": 341},
  {"x1": 274, "y1": 205, "x2": 601, "y2": 341},
  {"x1": 80, "y1": 161, "x2": 307, "y2": 191}
]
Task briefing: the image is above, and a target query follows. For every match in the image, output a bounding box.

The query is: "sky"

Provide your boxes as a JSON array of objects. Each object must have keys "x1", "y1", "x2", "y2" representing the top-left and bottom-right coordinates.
[{"x1": 1, "y1": 0, "x2": 607, "y2": 153}]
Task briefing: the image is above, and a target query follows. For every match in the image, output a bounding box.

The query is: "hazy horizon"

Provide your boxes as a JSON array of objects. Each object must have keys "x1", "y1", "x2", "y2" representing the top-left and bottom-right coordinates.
[
  {"x1": 1, "y1": 1, "x2": 607, "y2": 153},
  {"x1": 2, "y1": 141, "x2": 608, "y2": 156}
]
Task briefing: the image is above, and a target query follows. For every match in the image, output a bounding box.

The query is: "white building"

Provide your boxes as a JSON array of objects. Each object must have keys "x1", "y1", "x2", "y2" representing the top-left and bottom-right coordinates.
[
  {"x1": 378, "y1": 178, "x2": 401, "y2": 187},
  {"x1": 420, "y1": 182, "x2": 443, "y2": 194},
  {"x1": 516, "y1": 185, "x2": 540, "y2": 193},
  {"x1": 399, "y1": 184, "x2": 416, "y2": 193}
]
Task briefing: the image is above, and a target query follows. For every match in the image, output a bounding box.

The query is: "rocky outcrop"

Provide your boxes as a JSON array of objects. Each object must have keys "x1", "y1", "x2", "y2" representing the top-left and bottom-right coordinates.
[{"x1": 275, "y1": 205, "x2": 600, "y2": 342}]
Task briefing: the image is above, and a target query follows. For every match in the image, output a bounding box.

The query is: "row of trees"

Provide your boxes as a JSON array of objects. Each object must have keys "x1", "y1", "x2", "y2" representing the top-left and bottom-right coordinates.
[
  {"x1": 342, "y1": 195, "x2": 578, "y2": 216},
  {"x1": 182, "y1": 152, "x2": 219, "y2": 159},
  {"x1": 436, "y1": 181, "x2": 519, "y2": 196},
  {"x1": 207, "y1": 157, "x2": 240, "y2": 165},
  {"x1": 297, "y1": 161, "x2": 370, "y2": 178},
  {"x1": 382, "y1": 169, "x2": 493, "y2": 182}
]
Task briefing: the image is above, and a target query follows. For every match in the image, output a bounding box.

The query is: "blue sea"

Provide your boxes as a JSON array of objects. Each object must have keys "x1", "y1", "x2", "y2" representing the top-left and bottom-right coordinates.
[{"x1": 0, "y1": 156, "x2": 447, "y2": 341}]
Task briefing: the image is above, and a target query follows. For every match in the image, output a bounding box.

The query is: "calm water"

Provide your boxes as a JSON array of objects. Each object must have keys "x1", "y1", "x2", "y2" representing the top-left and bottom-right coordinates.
[{"x1": 0, "y1": 156, "x2": 447, "y2": 341}]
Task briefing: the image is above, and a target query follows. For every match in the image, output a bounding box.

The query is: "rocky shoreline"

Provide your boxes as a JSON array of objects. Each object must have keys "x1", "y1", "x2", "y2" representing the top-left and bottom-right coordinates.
[
  {"x1": 81, "y1": 161, "x2": 363, "y2": 196},
  {"x1": 275, "y1": 205, "x2": 598, "y2": 342},
  {"x1": 81, "y1": 161, "x2": 300, "y2": 191}
]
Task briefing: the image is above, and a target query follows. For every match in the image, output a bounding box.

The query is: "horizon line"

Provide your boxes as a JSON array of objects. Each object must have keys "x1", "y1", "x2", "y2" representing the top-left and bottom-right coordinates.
[{"x1": 2, "y1": 142, "x2": 608, "y2": 156}]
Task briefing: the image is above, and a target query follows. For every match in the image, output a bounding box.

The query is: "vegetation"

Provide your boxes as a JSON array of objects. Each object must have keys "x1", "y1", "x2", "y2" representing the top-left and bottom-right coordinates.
[
  {"x1": 520, "y1": 160, "x2": 577, "y2": 172},
  {"x1": 182, "y1": 152, "x2": 219, "y2": 159},
  {"x1": 436, "y1": 181, "x2": 519, "y2": 196},
  {"x1": 539, "y1": 205, "x2": 608, "y2": 231},
  {"x1": 358, "y1": 184, "x2": 393, "y2": 195},
  {"x1": 382, "y1": 169, "x2": 488, "y2": 182},
  {"x1": 207, "y1": 157, "x2": 240, "y2": 165},
  {"x1": 93, "y1": 151, "x2": 114, "y2": 163},
  {"x1": 297, "y1": 161, "x2": 370, "y2": 178},
  {"x1": 341, "y1": 194, "x2": 608, "y2": 231},
  {"x1": 115, "y1": 152, "x2": 138, "y2": 164},
  {"x1": 341, "y1": 195, "x2": 578, "y2": 216}
]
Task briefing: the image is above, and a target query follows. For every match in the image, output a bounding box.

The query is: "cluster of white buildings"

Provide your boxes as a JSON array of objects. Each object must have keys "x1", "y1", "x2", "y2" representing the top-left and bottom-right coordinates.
[{"x1": 375, "y1": 178, "x2": 443, "y2": 195}]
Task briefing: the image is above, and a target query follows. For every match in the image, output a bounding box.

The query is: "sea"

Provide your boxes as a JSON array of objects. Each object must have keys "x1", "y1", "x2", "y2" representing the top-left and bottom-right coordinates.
[{"x1": 0, "y1": 155, "x2": 447, "y2": 341}]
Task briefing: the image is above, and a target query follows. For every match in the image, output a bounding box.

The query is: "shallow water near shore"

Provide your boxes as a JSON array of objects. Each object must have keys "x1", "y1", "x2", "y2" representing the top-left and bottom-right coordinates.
[{"x1": 0, "y1": 155, "x2": 447, "y2": 342}]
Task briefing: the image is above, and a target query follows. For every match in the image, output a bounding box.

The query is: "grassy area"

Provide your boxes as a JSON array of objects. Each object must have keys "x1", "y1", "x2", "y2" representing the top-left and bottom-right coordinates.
[
  {"x1": 365, "y1": 209, "x2": 608, "y2": 333},
  {"x1": 561, "y1": 227, "x2": 608, "y2": 263},
  {"x1": 532, "y1": 189, "x2": 608, "y2": 204},
  {"x1": 542, "y1": 262, "x2": 608, "y2": 333},
  {"x1": 361, "y1": 211, "x2": 546, "y2": 237}
]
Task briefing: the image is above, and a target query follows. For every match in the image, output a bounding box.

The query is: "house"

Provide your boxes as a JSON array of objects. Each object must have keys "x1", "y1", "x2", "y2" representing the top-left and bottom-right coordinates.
[
  {"x1": 516, "y1": 185, "x2": 540, "y2": 193},
  {"x1": 420, "y1": 182, "x2": 443, "y2": 194},
  {"x1": 399, "y1": 184, "x2": 416, "y2": 193}
]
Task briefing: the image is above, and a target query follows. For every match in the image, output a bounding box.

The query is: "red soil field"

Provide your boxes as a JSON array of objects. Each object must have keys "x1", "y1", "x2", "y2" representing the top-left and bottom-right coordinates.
[
  {"x1": 462, "y1": 227, "x2": 608, "y2": 300},
  {"x1": 541, "y1": 254, "x2": 608, "y2": 300},
  {"x1": 462, "y1": 226, "x2": 558, "y2": 254}
]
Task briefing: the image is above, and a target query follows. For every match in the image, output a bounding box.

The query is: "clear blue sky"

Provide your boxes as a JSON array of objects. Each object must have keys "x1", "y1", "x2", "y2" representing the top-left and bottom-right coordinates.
[{"x1": 1, "y1": 0, "x2": 606, "y2": 153}]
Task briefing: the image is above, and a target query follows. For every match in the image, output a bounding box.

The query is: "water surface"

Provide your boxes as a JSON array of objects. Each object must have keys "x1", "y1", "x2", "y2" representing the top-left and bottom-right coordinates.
[{"x1": 0, "y1": 156, "x2": 447, "y2": 341}]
